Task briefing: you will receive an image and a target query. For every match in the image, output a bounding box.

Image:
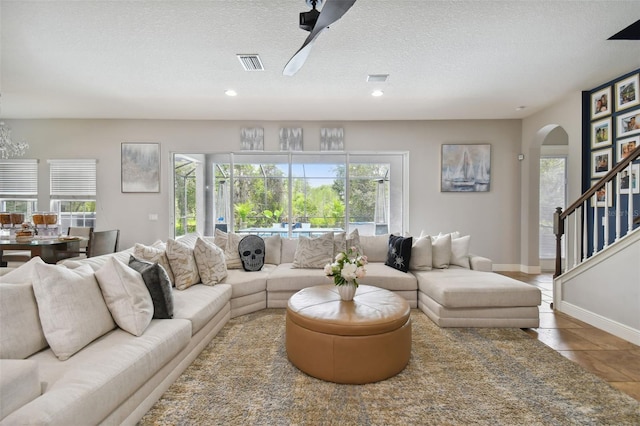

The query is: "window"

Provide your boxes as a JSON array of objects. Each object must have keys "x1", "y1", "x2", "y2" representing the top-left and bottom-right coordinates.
[
  {"x1": 0, "y1": 159, "x2": 38, "y2": 226},
  {"x1": 172, "y1": 152, "x2": 406, "y2": 238},
  {"x1": 539, "y1": 156, "x2": 567, "y2": 259},
  {"x1": 49, "y1": 159, "x2": 97, "y2": 233}
]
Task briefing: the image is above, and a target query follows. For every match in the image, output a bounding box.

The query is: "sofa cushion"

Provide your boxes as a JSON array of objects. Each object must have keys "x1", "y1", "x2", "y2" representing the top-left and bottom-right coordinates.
[
  {"x1": 264, "y1": 234, "x2": 281, "y2": 265},
  {"x1": 359, "y1": 234, "x2": 390, "y2": 263},
  {"x1": 193, "y1": 237, "x2": 228, "y2": 285},
  {"x1": 431, "y1": 234, "x2": 452, "y2": 269},
  {"x1": 415, "y1": 268, "x2": 541, "y2": 308},
  {"x1": 8, "y1": 320, "x2": 191, "y2": 426},
  {"x1": 95, "y1": 257, "x2": 153, "y2": 337},
  {"x1": 128, "y1": 256, "x2": 174, "y2": 319},
  {"x1": 133, "y1": 242, "x2": 175, "y2": 284},
  {"x1": 172, "y1": 283, "x2": 232, "y2": 336},
  {"x1": 451, "y1": 235, "x2": 471, "y2": 269},
  {"x1": 0, "y1": 360, "x2": 40, "y2": 421},
  {"x1": 0, "y1": 283, "x2": 48, "y2": 359},
  {"x1": 292, "y1": 232, "x2": 334, "y2": 269},
  {"x1": 359, "y1": 262, "x2": 418, "y2": 291},
  {"x1": 333, "y1": 229, "x2": 361, "y2": 255},
  {"x1": 280, "y1": 238, "x2": 299, "y2": 264},
  {"x1": 409, "y1": 234, "x2": 432, "y2": 271},
  {"x1": 0, "y1": 256, "x2": 44, "y2": 284},
  {"x1": 166, "y1": 238, "x2": 201, "y2": 290},
  {"x1": 32, "y1": 263, "x2": 116, "y2": 361},
  {"x1": 385, "y1": 235, "x2": 412, "y2": 273},
  {"x1": 267, "y1": 263, "x2": 329, "y2": 292},
  {"x1": 221, "y1": 265, "x2": 273, "y2": 298}
]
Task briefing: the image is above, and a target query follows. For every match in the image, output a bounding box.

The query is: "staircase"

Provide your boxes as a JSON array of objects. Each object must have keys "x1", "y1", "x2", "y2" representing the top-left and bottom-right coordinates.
[{"x1": 552, "y1": 144, "x2": 640, "y2": 345}]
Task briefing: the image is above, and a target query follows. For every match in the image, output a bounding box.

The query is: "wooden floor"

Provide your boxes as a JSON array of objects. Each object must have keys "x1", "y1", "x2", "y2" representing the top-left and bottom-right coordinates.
[{"x1": 500, "y1": 272, "x2": 640, "y2": 402}]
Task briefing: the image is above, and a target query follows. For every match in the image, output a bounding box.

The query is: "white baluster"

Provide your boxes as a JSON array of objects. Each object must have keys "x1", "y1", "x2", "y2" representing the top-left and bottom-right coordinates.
[
  {"x1": 583, "y1": 200, "x2": 588, "y2": 262},
  {"x1": 593, "y1": 197, "x2": 598, "y2": 255},
  {"x1": 616, "y1": 172, "x2": 621, "y2": 241},
  {"x1": 628, "y1": 163, "x2": 634, "y2": 235},
  {"x1": 603, "y1": 184, "x2": 609, "y2": 248},
  {"x1": 573, "y1": 208, "x2": 578, "y2": 268}
]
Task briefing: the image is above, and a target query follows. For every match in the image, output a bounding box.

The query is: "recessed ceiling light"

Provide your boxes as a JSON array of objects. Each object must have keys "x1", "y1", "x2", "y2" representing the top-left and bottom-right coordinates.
[
  {"x1": 515, "y1": 105, "x2": 526, "y2": 111},
  {"x1": 372, "y1": 90, "x2": 384, "y2": 97},
  {"x1": 225, "y1": 89, "x2": 237, "y2": 97}
]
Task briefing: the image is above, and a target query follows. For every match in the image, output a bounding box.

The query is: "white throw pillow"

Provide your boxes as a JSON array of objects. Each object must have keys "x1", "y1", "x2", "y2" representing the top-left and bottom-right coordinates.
[
  {"x1": 264, "y1": 234, "x2": 281, "y2": 265},
  {"x1": 0, "y1": 283, "x2": 49, "y2": 359},
  {"x1": 409, "y1": 234, "x2": 432, "y2": 271},
  {"x1": 333, "y1": 229, "x2": 362, "y2": 255},
  {"x1": 95, "y1": 257, "x2": 153, "y2": 336},
  {"x1": 213, "y1": 229, "x2": 243, "y2": 269},
  {"x1": 431, "y1": 234, "x2": 452, "y2": 269},
  {"x1": 0, "y1": 257, "x2": 45, "y2": 284},
  {"x1": 292, "y1": 232, "x2": 335, "y2": 269},
  {"x1": 193, "y1": 237, "x2": 228, "y2": 285},
  {"x1": 32, "y1": 263, "x2": 116, "y2": 361},
  {"x1": 451, "y1": 235, "x2": 471, "y2": 269},
  {"x1": 166, "y1": 239, "x2": 201, "y2": 290},
  {"x1": 133, "y1": 243, "x2": 175, "y2": 284}
]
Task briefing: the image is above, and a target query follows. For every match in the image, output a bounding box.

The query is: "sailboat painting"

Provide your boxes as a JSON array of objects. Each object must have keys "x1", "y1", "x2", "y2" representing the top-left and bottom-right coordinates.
[{"x1": 441, "y1": 144, "x2": 491, "y2": 192}]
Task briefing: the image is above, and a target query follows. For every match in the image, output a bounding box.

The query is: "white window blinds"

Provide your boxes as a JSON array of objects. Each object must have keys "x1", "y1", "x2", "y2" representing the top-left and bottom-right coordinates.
[
  {"x1": 0, "y1": 159, "x2": 38, "y2": 198},
  {"x1": 49, "y1": 159, "x2": 97, "y2": 199}
]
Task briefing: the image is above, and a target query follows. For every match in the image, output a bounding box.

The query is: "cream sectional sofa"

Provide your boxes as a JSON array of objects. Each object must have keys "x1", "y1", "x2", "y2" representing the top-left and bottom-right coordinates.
[{"x1": 0, "y1": 231, "x2": 540, "y2": 425}]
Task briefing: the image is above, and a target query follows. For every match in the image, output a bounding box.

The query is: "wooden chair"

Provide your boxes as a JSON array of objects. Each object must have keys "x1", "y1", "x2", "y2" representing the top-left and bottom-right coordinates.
[
  {"x1": 66, "y1": 226, "x2": 93, "y2": 257},
  {"x1": 87, "y1": 229, "x2": 120, "y2": 258}
]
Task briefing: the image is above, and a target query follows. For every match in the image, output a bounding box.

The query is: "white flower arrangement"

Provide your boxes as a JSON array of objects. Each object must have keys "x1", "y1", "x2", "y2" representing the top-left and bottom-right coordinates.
[{"x1": 324, "y1": 246, "x2": 368, "y2": 287}]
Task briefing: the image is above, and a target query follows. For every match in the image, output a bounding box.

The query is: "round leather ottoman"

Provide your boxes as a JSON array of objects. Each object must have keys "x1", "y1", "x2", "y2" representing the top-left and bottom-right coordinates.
[{"x1": 286, "y1": 284, "x2": 411, "y2": 384}]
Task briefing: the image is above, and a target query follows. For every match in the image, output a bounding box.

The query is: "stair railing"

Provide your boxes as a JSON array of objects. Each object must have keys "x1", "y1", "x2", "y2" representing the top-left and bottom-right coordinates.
[{"x1": 554, "y1": 144, "x2": 640, "y2": 277}]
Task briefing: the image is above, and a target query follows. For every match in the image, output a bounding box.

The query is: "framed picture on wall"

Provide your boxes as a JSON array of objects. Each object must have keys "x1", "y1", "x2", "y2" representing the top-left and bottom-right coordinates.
[
  {"x1": 590, "y1": 180, "x2": 613, "y2": 207},
  {"x1": 279, "y1": 127, "x2": 303, "y2": 151},
  {"x1": 615, "y1": 135, "x2": 639, "y2": 162},
  {"x1": 617, "y1": 109, "x2": 640, "y2": 137},
  {"x1": 440, "y1": 143, "x2": 491, "y2": 192},
  {"x1": 121, "y1": 142, "x2": 160, "y2": 193},
  {"x1": 241, "y1": 127, "x2": 264, "y2": 151},
  {"x1": 591, "y1": 117, "x2": 611, "y2": 148},
  {"x1": 615, "y1": 73, "x2": 639, "y2": 111},
  {"x1": 591, "y1": 148, "x2": 611, "y2": 178},
  {"x1": 620, "y1": 163, "x2": 640, "y2": 195},
  {"x1": 590, "y1": 86, "x2": 611, "y2": 120},
  {"x1": 320, "y1": 128, "x2": 344, "y2": 151}
]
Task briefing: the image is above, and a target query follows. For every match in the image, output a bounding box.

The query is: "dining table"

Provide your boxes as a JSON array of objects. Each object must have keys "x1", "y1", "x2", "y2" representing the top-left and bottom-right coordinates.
[{"x1": 0, "y1": 237, "x2": 81, "y2": 267}]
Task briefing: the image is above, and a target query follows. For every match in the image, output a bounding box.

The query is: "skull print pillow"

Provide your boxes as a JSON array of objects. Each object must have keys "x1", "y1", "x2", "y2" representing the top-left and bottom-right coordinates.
[{"x1": 238, "y1": 235, "x2": 265, "y2": 272}]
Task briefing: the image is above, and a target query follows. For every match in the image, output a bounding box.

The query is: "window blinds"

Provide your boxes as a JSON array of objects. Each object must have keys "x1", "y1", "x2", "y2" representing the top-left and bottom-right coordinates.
[
  {"x1": 0, "y1": 159, "x2": 38, "y2": 197},
  {"x1": 49, "y1": 159, "x2": 97, "y2": 199}
]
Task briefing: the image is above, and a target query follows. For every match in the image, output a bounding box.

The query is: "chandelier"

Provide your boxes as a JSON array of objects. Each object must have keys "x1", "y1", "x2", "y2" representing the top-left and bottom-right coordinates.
[{"x1": 0, "y1": 122, "x2": 29, "y2": 159}]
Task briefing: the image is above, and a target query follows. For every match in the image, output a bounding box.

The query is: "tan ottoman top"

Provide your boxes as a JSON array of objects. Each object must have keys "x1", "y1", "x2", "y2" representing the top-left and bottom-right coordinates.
[{"x1": 287, "y1": 285, "x2": 410, "y2": 336}]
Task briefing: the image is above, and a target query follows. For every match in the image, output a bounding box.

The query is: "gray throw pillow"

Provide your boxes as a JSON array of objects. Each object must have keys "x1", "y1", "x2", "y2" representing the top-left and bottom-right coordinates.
[{"x1": 128, "y1": 255, "x2": 174, "y2": 319}]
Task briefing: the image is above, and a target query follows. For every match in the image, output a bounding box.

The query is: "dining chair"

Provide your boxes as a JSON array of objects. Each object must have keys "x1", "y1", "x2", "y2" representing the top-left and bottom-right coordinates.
[
  {"x1": 67, "y1": 226, "x2": 93, "y2": 257},
  {"x1": 87, "y1": 229, "x2": 120, "y2": 258}
]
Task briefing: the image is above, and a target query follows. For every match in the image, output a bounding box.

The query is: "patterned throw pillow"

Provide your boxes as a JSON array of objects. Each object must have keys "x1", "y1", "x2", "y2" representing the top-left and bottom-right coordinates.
[
  {"x1": 193, "y1": 237, "x2": 228, "y2": 285},
  {"x1": 133, "y1": 243, "x2": 175, "y2": 285},
  {"x1": 166, "y1": 239, "x2": 201, "y2": 290},
  {"x1": 333, "y1": 229, "x2": 362, "y2": 255},
  {"x1": 128, "y1": 255, "x2": 174, "y2": 319},
  {"x1": 385, "y1": 235, "x2": 412, "y2": 273},
  {"x1": 213, "y1": 229, "x2": 243, "y2": 269},
  {"x1": 292, "y1": 232, "x2": 335, "y2": 269}
]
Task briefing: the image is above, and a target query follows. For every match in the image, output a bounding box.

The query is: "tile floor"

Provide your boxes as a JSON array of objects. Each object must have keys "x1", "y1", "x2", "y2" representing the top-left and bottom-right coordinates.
[{"x1": 500, "y1": 271, "x2": 640, "y2": 402}]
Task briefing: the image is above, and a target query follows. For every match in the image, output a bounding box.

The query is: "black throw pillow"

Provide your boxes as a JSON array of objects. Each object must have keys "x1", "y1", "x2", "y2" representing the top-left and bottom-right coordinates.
[
  {"x1": 385, "y1": 235, "x2": 413, "y2": 273},
  {"x1": 128, "y1": 255, "x2": 174, "y2": 319}
]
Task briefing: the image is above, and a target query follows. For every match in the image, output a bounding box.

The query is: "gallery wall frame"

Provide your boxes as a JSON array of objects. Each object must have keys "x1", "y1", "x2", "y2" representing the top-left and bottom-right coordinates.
[
  {"x1": 619, "y1": 163, "x2": 640, "y2": 195},
  {"x1": 440, "y1": 143, "x2": 491, "y2": 192},
  {"x1": 615, "y1": 135, "x2": 639, "y2": 162},
  {"x1": 121, "y1": 142, "x2": 160, "y2": 193},
  {"x1": 615, "y1": 73, "x2": 639, "y2": 112},
  {"x1": 591, "y1": 148, "x2": 611, "y2": 178},
  {"x1": 590, "y1": 86, "x2": 611, "y2": 120},
  {"x1": 616, "y1": 109, "x2": 640, "y2": 138},
  {"x1": 590, "y1": 180, "x2": 613, "y2": 207},
  {"x1": 591, "y1": 117, "x2": 611, "y2": 148}
]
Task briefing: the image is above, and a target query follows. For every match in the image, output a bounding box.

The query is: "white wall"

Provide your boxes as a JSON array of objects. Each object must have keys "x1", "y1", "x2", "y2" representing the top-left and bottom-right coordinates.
[{"x1": 5, "y1": 118, "x2": 524, "y2": 266}]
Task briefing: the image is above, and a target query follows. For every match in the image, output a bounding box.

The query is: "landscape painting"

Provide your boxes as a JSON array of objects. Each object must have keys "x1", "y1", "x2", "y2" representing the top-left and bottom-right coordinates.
[
  {"x1": 121, "y1": 143, "x2": 160, "y2": 193},
  {"x1": 441, "y1": 144, "x2": 491, "y2": 192}
]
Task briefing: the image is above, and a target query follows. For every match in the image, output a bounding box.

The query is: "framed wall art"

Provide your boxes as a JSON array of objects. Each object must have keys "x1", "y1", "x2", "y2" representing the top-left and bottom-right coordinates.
[
  {"x1": 620, "y1": 163, "x2": 640, "y2": 195},
  {"x1": 617, "y1": 109, "x2": 640, "y2": 137},
  {"x1": 591, "y1": 117, "x2": 611, "y2": 148},
  {"x1": 590, "y1": 86, "x2": 611, "y2": 120},
  {"x1": 440, "y1": 143, "x2": 491, "y2": 192},
  {"x1": 279, "y1": 127, "x2": 303, "y2": 151},
  {"x1": 615, "y1": 73, "x2": 639, "y2": 111},
  {"x1": 320, "y1": 128, "x2": 344, "y2": 151},
  {"x1": 241, "y1": 127, "x2": 264, "y2": 151},
  {"x1": 121, "y1": 142, "x2": 160, "y2": 193},
  {"x1": 590, "y1": 180, "x2": 613, "y2": 207},
  {"x1": 616, "y1": 135, "x2": 639, "y2": 162},
  {"x1": 591, "y1": 148, "x2": 611, "y2": 178}
]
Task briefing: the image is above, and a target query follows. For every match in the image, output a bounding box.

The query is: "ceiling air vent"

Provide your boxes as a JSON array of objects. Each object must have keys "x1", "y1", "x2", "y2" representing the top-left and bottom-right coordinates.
[
  {"x1": 237, "y1": 54, "x2": 264, "y2": 71},
  {"x1": 367, "y1": 74, "x2": 389, "y2": 83}
]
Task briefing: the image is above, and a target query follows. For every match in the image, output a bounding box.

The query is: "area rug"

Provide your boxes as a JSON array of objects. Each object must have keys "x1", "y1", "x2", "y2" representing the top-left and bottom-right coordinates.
[{"x1": 140, "y1": 310, "x2": 640, "y2": 425}]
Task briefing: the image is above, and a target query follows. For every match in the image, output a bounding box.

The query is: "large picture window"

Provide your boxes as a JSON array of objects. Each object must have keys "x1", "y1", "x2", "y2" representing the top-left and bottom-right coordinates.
[{"x1": 171, "y1": 152, "x2": 406, "y2": 238}]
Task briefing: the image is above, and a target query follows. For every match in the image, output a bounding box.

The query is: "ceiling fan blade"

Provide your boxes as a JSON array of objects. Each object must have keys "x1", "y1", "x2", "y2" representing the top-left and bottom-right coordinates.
[{"x1": 283, "y1": 0, "x2": 357, "y2": 76}]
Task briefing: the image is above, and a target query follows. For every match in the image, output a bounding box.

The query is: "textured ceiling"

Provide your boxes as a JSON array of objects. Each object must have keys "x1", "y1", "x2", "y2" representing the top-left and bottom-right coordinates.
[{"x1": 1, "y1": 0, "x2": 639, "y2": 121}]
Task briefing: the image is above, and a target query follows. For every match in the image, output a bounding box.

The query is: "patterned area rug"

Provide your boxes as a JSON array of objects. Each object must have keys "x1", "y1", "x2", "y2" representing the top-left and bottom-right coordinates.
[{"x1": 140, "y1": 310, "x2": 640, "y2": 425}]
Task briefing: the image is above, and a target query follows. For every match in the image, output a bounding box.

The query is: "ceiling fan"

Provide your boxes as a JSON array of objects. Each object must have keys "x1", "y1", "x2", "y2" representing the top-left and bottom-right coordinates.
[{"x1": 283, "y1": 0, "x2": 357, "y2": 76}]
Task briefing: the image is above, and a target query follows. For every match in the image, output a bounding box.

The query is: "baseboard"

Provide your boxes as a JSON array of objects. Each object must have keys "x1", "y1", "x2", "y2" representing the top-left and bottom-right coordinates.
[
  {"x1": 492, "y1": 264, "x2": 541, "y2": 274},
  {"x1": 555, "y1": 300, "x2": 640, "y2": 346}
]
